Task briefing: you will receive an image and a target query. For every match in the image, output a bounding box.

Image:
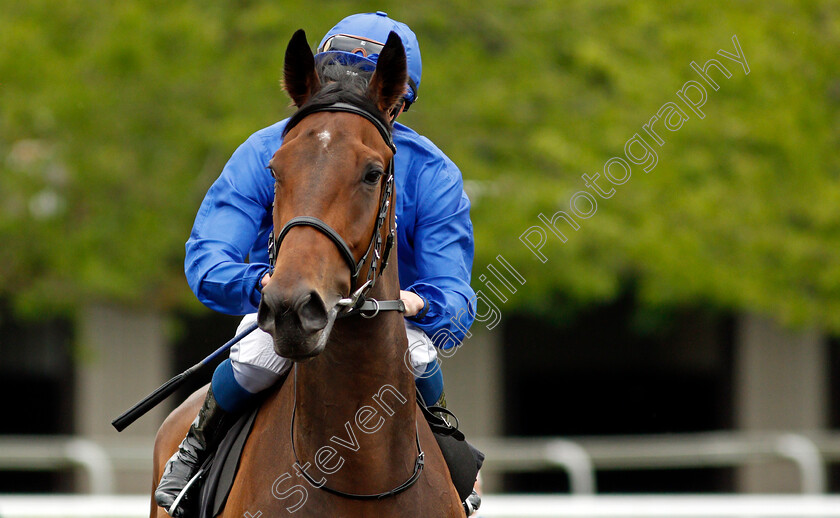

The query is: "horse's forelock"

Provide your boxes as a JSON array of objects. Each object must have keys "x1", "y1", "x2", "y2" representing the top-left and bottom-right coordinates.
[
  {"x1": 283, "y1": 59, "x2": 390, "y2": 137},
  {"x1": 316, "y1": 59, "x2": 372, "y2": 92}
]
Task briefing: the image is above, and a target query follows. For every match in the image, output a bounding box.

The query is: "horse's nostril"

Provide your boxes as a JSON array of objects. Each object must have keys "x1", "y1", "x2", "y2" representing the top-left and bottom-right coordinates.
[
  {"x1": 295, "y1": 291, "x2": 328, "y2": 334},
  {"x1": 257, "y1": 286, "x2": 284, "y2": 334},
  {"x1": 257, "y1": 296, "x2": 275, "y2": 335}
]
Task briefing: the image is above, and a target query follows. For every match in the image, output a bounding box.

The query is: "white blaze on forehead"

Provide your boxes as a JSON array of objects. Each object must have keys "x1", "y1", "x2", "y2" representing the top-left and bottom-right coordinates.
[{"x1": 316, "y1": 130, "x2": 331, "y2": 148}]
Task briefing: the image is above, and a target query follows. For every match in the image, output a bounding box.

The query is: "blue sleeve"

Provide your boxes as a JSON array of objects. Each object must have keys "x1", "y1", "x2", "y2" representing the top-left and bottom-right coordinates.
[
  {"x1": 405, "y1": 159, "x2": 476, "y2": 349},
  {"x1": 185, "y1": 134, "x2": 274, "y2": 315}
]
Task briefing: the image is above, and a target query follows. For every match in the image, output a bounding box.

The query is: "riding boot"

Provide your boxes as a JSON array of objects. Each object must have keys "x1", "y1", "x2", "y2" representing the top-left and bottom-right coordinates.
[
  {"x1": 429, "y1": 390, "x2": 484, "y2": 516},
  {"x1": 155, "y1": 387, "x2": 233, "y2": 517},
  {"x1": 463, "y1": 489, "x2": 482, "y2": 516}
]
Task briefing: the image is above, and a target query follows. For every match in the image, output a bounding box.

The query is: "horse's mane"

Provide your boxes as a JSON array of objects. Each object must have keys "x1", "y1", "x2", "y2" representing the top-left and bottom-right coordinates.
[{"x1": 283, "y1": 58, "x2": 391, "y2": 137}]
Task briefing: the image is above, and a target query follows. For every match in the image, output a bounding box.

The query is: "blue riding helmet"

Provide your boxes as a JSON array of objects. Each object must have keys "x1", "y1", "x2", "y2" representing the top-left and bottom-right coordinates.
[{"x1": 316, "y1": 11, "x2": 422, "y2": 108}]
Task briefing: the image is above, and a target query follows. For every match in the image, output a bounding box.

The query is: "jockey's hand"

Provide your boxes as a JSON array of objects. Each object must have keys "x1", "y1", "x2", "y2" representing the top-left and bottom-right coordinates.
[
  {"x1": 400, "y1": 290, "x2": 424, "y2": 317},
  {"x1": 261, "y1": 273, "x2": 270, "y2": 288}
]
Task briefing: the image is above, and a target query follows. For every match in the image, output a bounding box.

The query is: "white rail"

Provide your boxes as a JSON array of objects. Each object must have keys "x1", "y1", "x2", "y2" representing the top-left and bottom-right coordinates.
[
  {"x1": 474, "y1": 431, "x2": 839, "y2": 494},
  {"x1": 0, "y1": 495, "x2": 148, "y2": 517},
  {"x1": 479, "y1": 495, "x2": 840, "y2": 517},
  {"x1": 4, "y1": 495, "x2": 840, "y2": 517},
  {"x1": 4, "y1": 432, "x2": 840, "y2": 496},
  {"x1": 0, "y1": 436, "x2": 114, "y2": 494}
]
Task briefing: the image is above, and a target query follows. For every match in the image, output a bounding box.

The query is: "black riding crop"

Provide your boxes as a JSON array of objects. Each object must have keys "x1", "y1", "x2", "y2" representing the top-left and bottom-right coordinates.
[
  {"x1": 111, "y1": 281, "x2": 383, "y2": 431},
  {"x1": 110, "y1": 321, "x2": 259, "y2": 432}
]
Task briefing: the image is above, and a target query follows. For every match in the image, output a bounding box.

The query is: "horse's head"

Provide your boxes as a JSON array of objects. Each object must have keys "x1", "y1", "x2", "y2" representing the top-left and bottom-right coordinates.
[{"x1": 258, "y1": 29, "x2": 407, "y2": 360}]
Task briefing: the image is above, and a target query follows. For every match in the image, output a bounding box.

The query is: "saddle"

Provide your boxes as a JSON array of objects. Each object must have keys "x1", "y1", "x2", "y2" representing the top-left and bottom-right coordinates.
[
  {"x1": 194, "y1": 396, "x2": 484, "y2": 518},
  {"x1": 196, "y1": 407, "x2": 259, "y2": 518}
]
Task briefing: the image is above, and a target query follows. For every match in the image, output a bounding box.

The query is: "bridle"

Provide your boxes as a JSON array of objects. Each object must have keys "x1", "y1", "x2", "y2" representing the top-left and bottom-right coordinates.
[
  {"x1": 268, "y1": 101, "x2": 405, "y2": 318},
  {"x1": 273, "y1": 100, "x2": 425, "y2": 499}
]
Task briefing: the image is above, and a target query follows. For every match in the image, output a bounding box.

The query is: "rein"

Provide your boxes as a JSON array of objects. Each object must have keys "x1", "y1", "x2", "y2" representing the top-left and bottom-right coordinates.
[{"x1": 268, "y1": 101, "x2": 403, "y2": 319}]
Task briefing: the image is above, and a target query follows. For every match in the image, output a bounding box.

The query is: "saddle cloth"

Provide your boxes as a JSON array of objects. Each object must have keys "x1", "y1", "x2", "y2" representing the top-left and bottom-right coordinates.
[{"x1": 197, "y1": 407, "x2": 259, "y2": 518}]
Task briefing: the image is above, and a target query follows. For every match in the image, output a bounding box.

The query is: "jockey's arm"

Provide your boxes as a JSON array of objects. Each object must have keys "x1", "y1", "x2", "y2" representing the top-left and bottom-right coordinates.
[
  {"x1": 185, "y1": 132, "x2": 275, "y2": 315},
  {"x1": 401, "y1": 152, "x2": 476, "y2": 349}
]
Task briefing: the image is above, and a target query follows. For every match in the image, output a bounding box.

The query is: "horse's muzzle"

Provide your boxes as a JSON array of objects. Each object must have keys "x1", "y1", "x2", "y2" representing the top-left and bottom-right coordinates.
[{"x1": 257, "y1": 287, "x2": 331, "y2": 359}]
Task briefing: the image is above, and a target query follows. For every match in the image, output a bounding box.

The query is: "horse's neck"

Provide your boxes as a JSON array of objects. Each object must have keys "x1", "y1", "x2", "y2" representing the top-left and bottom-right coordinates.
[{"x1": 292, "y1": 264, "x2": 418, "y2": 482}]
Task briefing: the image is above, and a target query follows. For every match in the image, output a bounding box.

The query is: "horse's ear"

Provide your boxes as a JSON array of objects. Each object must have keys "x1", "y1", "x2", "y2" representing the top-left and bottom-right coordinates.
[
  {"x1": 283, "y1": 29, "x2": 321, "y2": 107},
  {"x1": 367, "y1": 32, "x2": 408, "y2": 115}
]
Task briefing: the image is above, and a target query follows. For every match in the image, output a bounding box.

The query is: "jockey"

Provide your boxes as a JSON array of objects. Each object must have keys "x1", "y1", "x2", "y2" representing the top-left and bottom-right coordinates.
[{"x1": 155, "y1": 12, "x2": 477, "y2": 517}]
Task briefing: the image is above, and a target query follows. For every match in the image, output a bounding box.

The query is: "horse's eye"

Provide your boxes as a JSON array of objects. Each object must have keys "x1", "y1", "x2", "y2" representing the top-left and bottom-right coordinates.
[{"x1": 363, "y1": 169, "x2": 383, "y2": 185}]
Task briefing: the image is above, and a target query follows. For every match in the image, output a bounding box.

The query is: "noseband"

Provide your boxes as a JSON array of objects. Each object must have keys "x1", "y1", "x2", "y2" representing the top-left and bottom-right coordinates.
[{"x1": 268, "y1": 101, "x2": 402, "y2": 317}]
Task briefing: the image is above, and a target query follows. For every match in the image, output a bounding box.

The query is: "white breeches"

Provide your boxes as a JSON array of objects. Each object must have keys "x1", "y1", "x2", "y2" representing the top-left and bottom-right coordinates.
[{"x1": 230, "y1": 313, "x2": 438, "y2": 394}]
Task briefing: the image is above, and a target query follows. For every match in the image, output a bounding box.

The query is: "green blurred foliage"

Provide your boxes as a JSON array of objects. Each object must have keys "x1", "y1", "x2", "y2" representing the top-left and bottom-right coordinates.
[{"x1": 1, "y1": 1, "x2": 839, "y2": 330}]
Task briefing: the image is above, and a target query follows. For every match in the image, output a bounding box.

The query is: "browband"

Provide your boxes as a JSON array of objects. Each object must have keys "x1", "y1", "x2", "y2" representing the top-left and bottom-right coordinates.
[{"x1": 283, "y1": 101, "x2": 396, "y2": 153}]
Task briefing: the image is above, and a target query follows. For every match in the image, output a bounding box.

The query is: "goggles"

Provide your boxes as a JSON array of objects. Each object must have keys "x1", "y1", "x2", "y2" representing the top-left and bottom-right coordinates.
[
  {"x1": 318, "y1": 33, "x2": 418, "y2": 107},
  {"x1": 319, "y1": 34, "x2": 385, "y2": 60}
]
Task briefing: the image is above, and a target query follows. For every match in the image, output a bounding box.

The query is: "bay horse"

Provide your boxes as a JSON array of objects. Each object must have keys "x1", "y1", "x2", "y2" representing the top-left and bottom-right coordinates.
[{"x1": 151, "y1": 30, "x2": 463, "y2": 517}]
